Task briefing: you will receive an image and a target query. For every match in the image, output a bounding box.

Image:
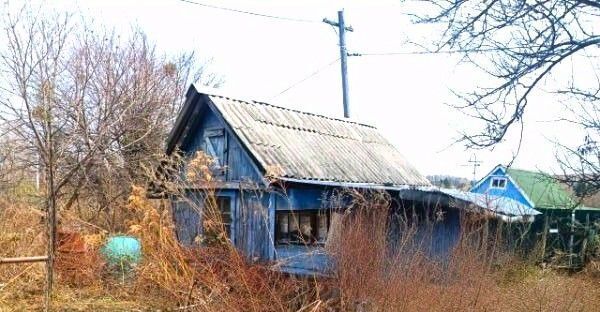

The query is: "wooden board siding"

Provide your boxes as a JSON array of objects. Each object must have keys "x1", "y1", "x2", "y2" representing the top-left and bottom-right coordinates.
[
  {"x1": 182, "y1": 108, "x2": 262, "y2": 183},
  {"x1": 172, "y1": 190, "x2": 238, "y2": 246},
  {"x1": 274, "y1": 186, "x2": 334, "y2": 211},
  {"x1": 415, "y1": 209, "x2": 461, "y2": 259},
  {"x1": 172, "y1": 193, "x2": 204, "y2": 246},
  {"x1": 227, "y1": 134, "x2": 263, "y2": 182},
  {"x1": 172, "y1": 105, "x2": 272, "y2": 261},
  {"x1": 236, "y1": 191, "x2": 271, "y2": 260},
  {"x1": 470, "y1": 169, "x2": 532, "y2": 208},
  {"x1": 172, "y1": 189, "x2": 272, "y2": 261},
  {"x1": 390, "y1": 198, "x2": 462, "y2": 260},
  {"x1": 172, "y1": 185, "x2": 465, "y2": 272}
]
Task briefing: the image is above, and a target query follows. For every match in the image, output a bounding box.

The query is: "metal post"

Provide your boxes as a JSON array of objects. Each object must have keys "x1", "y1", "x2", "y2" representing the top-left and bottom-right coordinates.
[
  {"x1": 337, "y1": 10, "x2": 350, "y2": 118},
  {"x1": 569, "y1": 208, "x2": 576, "y2": 268}
]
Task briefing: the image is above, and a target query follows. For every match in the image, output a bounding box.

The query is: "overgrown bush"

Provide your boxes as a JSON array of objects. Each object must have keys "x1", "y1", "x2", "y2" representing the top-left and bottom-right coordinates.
[{"x1": 2, "y1": 156, "x2": 600, "y2": 311}]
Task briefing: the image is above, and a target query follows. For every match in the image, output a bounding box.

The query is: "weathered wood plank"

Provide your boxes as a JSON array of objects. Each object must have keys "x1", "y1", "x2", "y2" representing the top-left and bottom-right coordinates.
[{"x1": 0, "y1": 256, "x2": 48, "y2": 264}]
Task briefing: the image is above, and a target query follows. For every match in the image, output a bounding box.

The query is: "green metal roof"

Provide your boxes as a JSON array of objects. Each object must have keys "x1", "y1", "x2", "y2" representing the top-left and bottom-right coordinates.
[
  {"x1": 580, "y1": 206, "x2": 600, "y2": 211},
  {"x1": 506, "y1": 168, "x2": 575, "y2": 209}
]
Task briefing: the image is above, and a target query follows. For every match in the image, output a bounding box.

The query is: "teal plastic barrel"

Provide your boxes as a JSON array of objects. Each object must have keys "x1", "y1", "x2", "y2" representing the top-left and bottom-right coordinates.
[{"x1": 101, "y1": 235, "x2": 142, "y2": 269}]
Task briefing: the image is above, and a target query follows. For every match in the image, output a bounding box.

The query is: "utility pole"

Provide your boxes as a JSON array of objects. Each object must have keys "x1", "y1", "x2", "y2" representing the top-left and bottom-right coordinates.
[{"x1": 323, "y1": 10, "x2": 353, "y2": 118}]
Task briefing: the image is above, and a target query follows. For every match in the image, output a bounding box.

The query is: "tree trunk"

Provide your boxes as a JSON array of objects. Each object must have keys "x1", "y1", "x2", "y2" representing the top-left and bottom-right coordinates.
[{"x1": 44, "y1": 108, "x2": 57, "y2": 311}]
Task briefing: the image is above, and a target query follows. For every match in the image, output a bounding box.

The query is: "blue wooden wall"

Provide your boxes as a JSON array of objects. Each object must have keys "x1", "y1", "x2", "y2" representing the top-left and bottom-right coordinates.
[
  {"x1": 235, "y1": 191, "x2": 271, "y2": 260},
  {"x1": 171, "y1": 190, "x2": 208, "y2": 246},
  {"x1": 388, "y1": 197, "x2": 462, "y2": 260},
  {"x1": 172, "y1": 186, "x2": 466, "y2": 272},
  {"x1": 470, "y1": 168, "x2": 532, "y2": 208},
  {"x1": 172, "y1": 102, "x2": 271, "y2": 260},
  {"x1": 274, "y1": 186, "x2": 333, "y2": 210},
  {"x1": 181, "y1": 106, "x2": 262, "y2": 183},
  {"x1": 414, "y1": 208, "x2": 461, "y2": 259},
  {"x1": 171, "y1": 189, "x2": 272, "y2": 259}
]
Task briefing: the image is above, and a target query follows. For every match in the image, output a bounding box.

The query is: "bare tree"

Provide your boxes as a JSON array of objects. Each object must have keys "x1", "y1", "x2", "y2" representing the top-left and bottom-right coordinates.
[
  {"x1": 0, "y1": 128, "x2": 32, "y2": 194},
  {"x1": 413, "y1": 0, "x2": 600, "y2": 195},
  {"x1": 58, "y1": 28, "x2": 222, "y2": 220},
  {"x1": 0, "y1": 5, "x2": 222, "y2": 308}
]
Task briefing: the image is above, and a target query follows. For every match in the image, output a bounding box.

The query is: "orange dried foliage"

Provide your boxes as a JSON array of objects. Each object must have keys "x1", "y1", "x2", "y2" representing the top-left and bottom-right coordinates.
[{"x1": 55, "y1": 230, "x2": 104, "y2": 287}]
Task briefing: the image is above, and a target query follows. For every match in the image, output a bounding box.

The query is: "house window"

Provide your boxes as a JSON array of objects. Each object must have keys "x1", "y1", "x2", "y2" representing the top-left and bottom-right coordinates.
[
  {"x1": 276, "y1": 210, "x2": 329, "y2": 246},
  {"x1": 202, "y1": 128, "x2": 227, "y2": 178},
  {"x1": 490, "y1": 177, "x2": 507, "y2": 189}
]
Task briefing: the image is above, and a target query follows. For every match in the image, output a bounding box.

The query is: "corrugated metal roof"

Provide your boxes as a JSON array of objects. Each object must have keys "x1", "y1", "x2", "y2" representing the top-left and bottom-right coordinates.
[
  {"x1": 436, "y1": 188, "x2": 540, "y2": 217},
  {"x1": 206, "y1": 93, "x2": 431, "y2": 187}
]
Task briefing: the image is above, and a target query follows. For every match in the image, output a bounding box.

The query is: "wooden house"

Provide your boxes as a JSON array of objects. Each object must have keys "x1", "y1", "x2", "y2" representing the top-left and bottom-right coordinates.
[
  {"x1": 470, "y1": 165, "x2": 600, "y2": 261},
  {"x1": 164, "y1": 85, "x2": 540, "y2": 274},
  {"x1": 470, "y1": 165, "x2": 600, "y2": 217}
]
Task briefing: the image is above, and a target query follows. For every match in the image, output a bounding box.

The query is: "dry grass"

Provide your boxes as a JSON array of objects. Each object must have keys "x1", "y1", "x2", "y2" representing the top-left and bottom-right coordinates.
[
  {"x1": 125, "y1": 185, "x2": 324, "y2": 311},
  {"x1": 0, "y1": 198, "x2": 47, "y2": 310},
  {"x1": 326, "y1": 191, "x2": 600, "y2": 311},
  {"x1": 1, "y1": 189, "x2": 600, "y2": 311}
]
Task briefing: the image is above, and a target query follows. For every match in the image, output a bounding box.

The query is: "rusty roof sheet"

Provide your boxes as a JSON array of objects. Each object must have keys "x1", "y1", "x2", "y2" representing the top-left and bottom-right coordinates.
[{"x1": 207, "y1": 94, "x2": 430, "y2": 187}]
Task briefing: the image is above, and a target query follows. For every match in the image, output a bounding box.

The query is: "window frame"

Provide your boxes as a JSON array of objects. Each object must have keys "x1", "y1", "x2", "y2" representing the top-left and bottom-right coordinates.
[
  {"x1": 275, "y1": 210, "x2": 330, "y2": 246},
  {"x1": 490, "y1": 177, "x2": 507, "y2": 189},
  {"x1": 202, "y1": 128, "x2": 227, "y2": 178}
]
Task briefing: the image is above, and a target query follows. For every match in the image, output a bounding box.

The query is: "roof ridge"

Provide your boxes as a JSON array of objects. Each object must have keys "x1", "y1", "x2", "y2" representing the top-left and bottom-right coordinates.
[
  {"x1": 506, "y1": 167, "x2": 556, "y2": 181},
  {"x1": 207, "y1": 93, "x2": 377, "y2": 129},
  {"x1": 507, "y1": 167, "x2": 548, "y2": 174}
]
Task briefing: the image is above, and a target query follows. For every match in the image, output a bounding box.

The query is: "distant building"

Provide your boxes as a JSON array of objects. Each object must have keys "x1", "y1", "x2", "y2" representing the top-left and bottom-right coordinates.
[
  {"x1": 470, "y1": 165, "x2": 600, "y2": 213},
  {"x1": 471, "y1": 165, "x2": 600, "y2": 263},
  {"x1": 470, "y1": 165, "x2": 575, "y2": 210}
]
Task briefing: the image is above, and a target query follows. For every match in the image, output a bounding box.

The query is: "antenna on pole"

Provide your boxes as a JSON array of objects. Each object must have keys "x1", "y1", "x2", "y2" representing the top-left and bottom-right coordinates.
[
  {"x1": 466, "y1": 153, "x2": 482, "y2": 182},
  {"x1": 323, "y1": 10, "x2": 353, "y2": 118}
]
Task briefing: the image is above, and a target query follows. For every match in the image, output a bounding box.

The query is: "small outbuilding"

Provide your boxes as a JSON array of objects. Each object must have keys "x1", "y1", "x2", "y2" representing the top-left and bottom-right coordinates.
[{"x1": 164, "y1": 85, "x2": 539, "y2": 274}]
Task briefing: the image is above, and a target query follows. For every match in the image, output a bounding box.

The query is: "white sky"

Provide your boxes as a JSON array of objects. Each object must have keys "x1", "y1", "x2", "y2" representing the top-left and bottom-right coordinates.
[{"x1": 8, "y1": 0, "x2": 590, "y2": 180}]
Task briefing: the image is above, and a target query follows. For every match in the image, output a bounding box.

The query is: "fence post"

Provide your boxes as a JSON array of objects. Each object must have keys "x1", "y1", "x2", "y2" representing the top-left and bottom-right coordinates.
[{"x1": 540, "y1": 215, "x2": 549, "y2": 263}]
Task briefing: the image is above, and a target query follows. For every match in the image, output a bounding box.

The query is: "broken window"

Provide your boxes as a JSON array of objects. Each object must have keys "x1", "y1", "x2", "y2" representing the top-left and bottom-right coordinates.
[{"x1": 276, "y1": 210, "x2": 330, "y2": 246}]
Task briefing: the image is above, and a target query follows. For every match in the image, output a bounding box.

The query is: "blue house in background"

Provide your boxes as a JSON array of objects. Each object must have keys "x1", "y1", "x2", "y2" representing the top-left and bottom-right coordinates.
[
  {"x1": 470, "y1": 165, "x2": 575, "y2": 211},
  {"x1": 163, "y1": 85, "x2": 540, "y2": 275},
  {"x1": 471, "y1": 164, "x2": 600, "y2": 225},
  {"x1": 471, "y1": 165, "x2": 600, "y2": 262}
]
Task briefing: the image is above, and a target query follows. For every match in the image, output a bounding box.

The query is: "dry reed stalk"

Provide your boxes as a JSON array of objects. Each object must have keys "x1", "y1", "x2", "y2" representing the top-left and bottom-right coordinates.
[{"x1": 3, "y1": 153, "x2": 600, "y2": 311}]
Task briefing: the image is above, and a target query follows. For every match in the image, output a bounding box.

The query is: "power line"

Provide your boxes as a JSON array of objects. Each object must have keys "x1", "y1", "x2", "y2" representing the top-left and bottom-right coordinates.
[
  {"x1": 175, "y1": 0, "x2": 319, "y2": 23},
  {"x1": 271, "y1": 57, "x2": 340, "y2": 99},
  {"x1": 355, "y1": 46, "x2": 548, "y2": 56}
]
